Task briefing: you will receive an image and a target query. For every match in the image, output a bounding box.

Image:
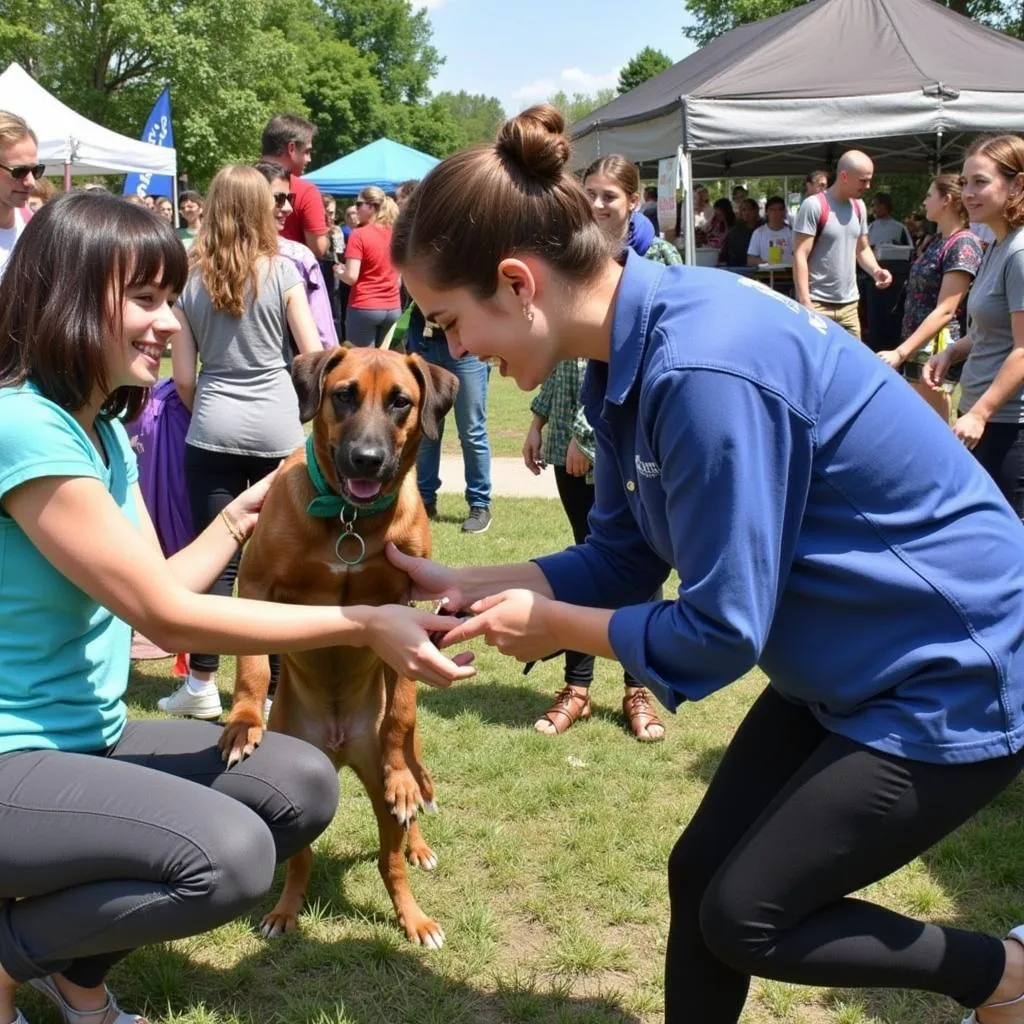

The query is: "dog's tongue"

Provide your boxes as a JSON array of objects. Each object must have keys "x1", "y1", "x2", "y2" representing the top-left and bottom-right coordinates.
[{"x1": 347, "y1": 479, "x2": 382, "y2": 501}]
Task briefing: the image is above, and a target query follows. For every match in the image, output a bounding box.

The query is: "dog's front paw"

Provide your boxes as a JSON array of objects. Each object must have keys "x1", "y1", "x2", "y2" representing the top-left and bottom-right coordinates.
[
  {"x1": 219, "y1": 709, "x2": 265, "y2": 768},
  {"x1": 383, "y1": 765, "x2": 424, "y2": 826}
]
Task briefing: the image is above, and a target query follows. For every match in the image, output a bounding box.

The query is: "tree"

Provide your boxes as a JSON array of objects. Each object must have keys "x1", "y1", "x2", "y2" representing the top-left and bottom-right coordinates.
[
  {"x1": 0, "y1": 0, "x2": 463, "y2": 186},
  {"x1": 618, "y1": 46, "x2": 673, "y2": 94},
  {"x1": 681, "y1": 0, "x2": 1024, "y2": 46},
  {"x1": 321, "y1": 0, "x2": 442, "y2": 105},
  {"x1": 433, "y1": 91, "x2": 507, "y2": 149},
  {"x1": 547, "y1": 88, "x2": 617, "y2": 127}
]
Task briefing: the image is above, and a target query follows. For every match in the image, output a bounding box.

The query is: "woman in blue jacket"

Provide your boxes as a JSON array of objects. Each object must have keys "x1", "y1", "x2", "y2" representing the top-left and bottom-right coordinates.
[{"x1": 387, "y1": 105, "x2": 1024, "y2": 1024}]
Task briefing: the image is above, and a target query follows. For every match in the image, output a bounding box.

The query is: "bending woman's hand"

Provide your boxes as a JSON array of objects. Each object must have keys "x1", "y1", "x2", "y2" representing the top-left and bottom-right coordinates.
[
  {"x1": 385, "y1": 542, "x2": 466, "y2": 608},
  {"x1": 366, "y1": 604, "x2": 476, "y2": 688},
  {"x1": 440, "y1": 589, "x2": 561, "y2": 663}
]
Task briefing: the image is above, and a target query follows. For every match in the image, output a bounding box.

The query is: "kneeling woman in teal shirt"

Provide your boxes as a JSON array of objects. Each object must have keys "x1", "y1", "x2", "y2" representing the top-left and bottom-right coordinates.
[
  {"x1": 389, "y1": 105, "x2": 1024, "y2": 1024},
  {"x1": 0, "y1": 193, "x2": 472, "y2": 1024}
]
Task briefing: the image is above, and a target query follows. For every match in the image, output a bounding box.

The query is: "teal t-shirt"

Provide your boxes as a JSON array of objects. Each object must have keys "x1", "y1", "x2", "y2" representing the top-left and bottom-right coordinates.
[{"x1": 0, "y1": 383, "x2": 139, "y2": 753}]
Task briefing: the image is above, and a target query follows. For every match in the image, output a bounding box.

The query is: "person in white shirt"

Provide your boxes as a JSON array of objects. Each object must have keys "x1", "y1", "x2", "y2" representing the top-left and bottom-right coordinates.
[
  {"x1": 0, "y1": 111, "x2": 41, "y2": 278},
  {"x1": 747, "y1": 196, "x2": 795, "y2": 265},
  {"x1": 868, "y1": 193, "x2": 912, "y2": 250}
]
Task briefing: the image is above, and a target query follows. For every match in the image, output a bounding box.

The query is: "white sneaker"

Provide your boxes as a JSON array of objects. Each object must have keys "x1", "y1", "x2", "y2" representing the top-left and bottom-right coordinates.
[
  {"x1": 264, "y1": 698, "x2": 273, "y2": 722},
  {"x1": 157, "y1": 680, "x2": 223, "y2": 720},
  {"x1": 962, "y1": 924, "x2": 1024, "y2": 1023}
]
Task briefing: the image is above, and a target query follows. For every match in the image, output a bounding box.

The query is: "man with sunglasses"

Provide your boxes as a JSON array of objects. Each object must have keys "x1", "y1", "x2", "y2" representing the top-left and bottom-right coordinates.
[
  {"x1": 0, "y1": 112, "x2": 41, "y2": 278},
  {"x1": 259, "y1": 113, "x2": 329, "y2": 260}
]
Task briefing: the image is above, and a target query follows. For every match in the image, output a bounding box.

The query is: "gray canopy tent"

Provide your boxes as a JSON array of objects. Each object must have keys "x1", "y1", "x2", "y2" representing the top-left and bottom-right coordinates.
[{"x1": 571, "y1": 0, "x2": 1024, "y2": 262}]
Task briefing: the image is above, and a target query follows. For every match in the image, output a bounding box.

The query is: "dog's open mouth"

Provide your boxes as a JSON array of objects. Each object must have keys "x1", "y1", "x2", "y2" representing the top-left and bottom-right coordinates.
[{"x1": 343, "y1": 478, "x2": 384, "y2": 504}]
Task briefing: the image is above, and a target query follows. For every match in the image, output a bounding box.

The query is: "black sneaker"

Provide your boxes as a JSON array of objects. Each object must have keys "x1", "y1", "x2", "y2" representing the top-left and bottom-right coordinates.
[
  {"x1": 424, "y1": 503, "x2": 438, "y2": 521},
  {"x1": 462, "y1": 507, "x2": 491, "y2": 534}
]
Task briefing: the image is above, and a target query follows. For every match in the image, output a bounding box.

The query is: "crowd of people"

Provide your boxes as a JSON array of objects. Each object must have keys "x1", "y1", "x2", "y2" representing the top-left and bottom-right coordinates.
[{"x1": 2, "y1": 95, "x2": 1024, "y2": 1024}]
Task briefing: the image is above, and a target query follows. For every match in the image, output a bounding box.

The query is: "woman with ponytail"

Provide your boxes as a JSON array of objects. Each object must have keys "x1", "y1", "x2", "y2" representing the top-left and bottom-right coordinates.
[{"x1": 388, "y1": 105, "x2": 1024, "y2": 1024}]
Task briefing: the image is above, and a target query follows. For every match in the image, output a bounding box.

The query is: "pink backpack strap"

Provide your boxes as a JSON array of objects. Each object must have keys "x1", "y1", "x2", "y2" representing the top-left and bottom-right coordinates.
[{"x1": 814, "y1": 192, "x2": 831, "y2": 239}]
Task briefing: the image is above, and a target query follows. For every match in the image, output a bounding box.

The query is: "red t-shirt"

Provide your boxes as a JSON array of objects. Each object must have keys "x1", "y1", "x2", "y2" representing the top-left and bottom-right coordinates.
[
  {"x1": 346, "y1": 224, "x2": 400, "y2": 309},
  {"x1": 282, "y1": 175, "x2": 327, "y2": 246}
]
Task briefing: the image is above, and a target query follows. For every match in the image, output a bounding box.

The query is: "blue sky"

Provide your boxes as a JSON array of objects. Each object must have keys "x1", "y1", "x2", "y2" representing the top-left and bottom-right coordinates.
[{"x1": 423, "y1": 0, "x2": 697, "y2": 116}]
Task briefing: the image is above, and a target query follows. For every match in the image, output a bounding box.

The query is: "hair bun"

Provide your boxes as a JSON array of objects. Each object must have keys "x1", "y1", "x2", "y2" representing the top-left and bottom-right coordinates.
[{"x1": 496, "y1": 104, "x2": 572, "y2": 183}]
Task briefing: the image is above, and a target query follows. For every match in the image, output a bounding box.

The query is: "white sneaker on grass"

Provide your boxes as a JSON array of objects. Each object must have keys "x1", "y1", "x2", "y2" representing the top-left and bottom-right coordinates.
[{"x1": 157, "y1": 678, "x2": 223, "y2": 719}]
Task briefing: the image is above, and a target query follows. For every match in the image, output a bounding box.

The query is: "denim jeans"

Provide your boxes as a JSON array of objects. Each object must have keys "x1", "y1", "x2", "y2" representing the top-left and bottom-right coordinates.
[{"x1": 415, "y1": 335, "x2": 492, "y2": 508}]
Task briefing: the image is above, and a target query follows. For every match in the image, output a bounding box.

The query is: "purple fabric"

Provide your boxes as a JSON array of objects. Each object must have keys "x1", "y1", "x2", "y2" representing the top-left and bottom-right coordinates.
[
  {"x1": 277, "y1": 238, "x2": 340, "y2": 349},
  {"x1": 126, "y1": 379, "x2": 195, "y2": 556}
]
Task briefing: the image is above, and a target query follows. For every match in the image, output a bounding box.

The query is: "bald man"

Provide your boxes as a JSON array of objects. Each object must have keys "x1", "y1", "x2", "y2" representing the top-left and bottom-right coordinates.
[{"x1": 792, "y1": 150, "x2": 892, "y2": 338}]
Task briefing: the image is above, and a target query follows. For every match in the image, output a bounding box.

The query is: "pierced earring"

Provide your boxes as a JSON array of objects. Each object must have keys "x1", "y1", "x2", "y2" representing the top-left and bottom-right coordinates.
[{"x1": 522, "y1": 305, "x2": 535, "y2": 323}]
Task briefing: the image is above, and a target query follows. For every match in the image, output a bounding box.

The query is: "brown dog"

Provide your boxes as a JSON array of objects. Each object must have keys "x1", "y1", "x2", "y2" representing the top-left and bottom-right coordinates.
[{"x1": 218, "y1": 345, "x2": 458, "y2": 948}]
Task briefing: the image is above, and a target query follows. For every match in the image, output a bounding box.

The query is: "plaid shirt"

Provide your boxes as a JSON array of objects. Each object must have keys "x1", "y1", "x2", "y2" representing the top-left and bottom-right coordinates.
[{"x1": 530, "y1": 358, "x2": 595, "y2": 470}]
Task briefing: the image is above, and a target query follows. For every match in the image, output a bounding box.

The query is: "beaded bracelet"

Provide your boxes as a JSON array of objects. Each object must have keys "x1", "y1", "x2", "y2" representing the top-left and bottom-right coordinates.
[{"x1": 219, "y1": 508, "x2": 246, "y2": 546}]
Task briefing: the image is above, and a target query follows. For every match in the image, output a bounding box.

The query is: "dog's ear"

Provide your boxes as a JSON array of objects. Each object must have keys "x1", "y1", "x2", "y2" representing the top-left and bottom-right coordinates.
[
  {"x1": 406, "y1": 354, "x2": 459, "y2": 442},
  {"x1": 292, "y1": 348, "x2": 345, "y2": 423}
]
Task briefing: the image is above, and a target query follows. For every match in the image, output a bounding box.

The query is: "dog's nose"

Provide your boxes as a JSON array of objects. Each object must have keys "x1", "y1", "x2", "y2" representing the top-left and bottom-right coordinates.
[{"x1": 350, "y1": 445, "x2": 386, "y2": 477}]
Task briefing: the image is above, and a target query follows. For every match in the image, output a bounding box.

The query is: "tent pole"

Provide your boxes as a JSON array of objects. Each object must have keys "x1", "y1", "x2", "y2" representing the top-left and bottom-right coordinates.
[
  {"x1": 681, "y1": 150, "x2": 696, "y2": 266},
  {"x1": 63, "y1": 161, "x2": 71, "y2": 192},
  {"x1": 935, "y1": 128, "x2": 944, "y2": 173},
  {"x1": 172, "y1": 173, "x2": 179, "y2": 229}
]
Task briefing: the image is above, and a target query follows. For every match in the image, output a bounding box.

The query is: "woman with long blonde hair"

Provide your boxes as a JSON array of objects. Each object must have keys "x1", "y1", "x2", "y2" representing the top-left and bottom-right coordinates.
[
  {"x1": 334, "y1": 184, "x2": 402, "y2": 346},
  {"x1": 165, "y1": 164, "x2": 322, "y2": 718}
]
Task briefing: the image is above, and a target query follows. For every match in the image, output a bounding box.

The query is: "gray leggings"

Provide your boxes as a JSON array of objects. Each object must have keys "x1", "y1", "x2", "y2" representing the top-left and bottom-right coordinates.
[
  {"x1": 0, "y1": 719, "x2": 338, "y2": 989},
  {"x1": 345, "y1": 307, "x2": 400, "y2": 348}
]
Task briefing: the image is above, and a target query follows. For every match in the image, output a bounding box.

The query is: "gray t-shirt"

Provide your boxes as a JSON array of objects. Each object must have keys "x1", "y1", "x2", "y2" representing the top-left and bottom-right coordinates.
[
  {"x1": 868, "y1": 217, "x2": 911, "y2": 249},
  {"x1": 793, "y1": 192, "x2": 868, "y2": 304},
  {"x1": 178, "y1": 256, "x2": 306, "y2": 457},
  {"x1": 960, "y1": 226, "x2": 1024, "y2": 424}
]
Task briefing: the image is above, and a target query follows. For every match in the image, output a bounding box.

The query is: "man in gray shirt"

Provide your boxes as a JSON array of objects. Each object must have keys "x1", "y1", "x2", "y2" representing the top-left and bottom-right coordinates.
[{"x1": 793, "y1": 150, "x2": 892, "y2": 338}]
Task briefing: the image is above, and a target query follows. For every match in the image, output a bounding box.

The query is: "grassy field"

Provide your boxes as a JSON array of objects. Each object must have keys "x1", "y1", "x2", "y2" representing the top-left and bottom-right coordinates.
[
  {"x1": 159, "y1": 357, "x2": 537, "y2": 460},
  {"x1": 29, "y1": 492, "x2": 1024, "y2": 1024}
]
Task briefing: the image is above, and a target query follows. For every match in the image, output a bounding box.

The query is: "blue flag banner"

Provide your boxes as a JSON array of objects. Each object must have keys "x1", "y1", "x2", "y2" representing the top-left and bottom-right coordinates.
[{"x1": 123, "y1": 88, "x2": 175, "y2": 200}]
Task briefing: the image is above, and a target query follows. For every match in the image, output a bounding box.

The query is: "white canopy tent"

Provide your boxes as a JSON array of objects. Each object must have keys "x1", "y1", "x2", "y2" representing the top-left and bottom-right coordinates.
[
  {"x1": 570, "y1": 0, "x2": 1024, "y2": 263},
  {"x1": 0, "y1": 63, "x2": 177, "y2": 186}
]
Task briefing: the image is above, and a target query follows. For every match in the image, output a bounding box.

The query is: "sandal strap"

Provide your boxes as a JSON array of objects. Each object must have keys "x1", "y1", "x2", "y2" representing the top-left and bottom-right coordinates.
[
  {"x1": 28, "y1": 978, "x2": 147, "y2": 1024},
  {"x1": 539, "y1": 687, "x2": 591, "y2": 733},
  {"x1": 623, "y1": 688, "x2": 663, "y2": 729}
]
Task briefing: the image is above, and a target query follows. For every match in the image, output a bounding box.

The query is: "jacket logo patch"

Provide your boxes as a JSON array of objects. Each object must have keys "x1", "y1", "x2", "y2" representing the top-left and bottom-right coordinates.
[{"x1": 635, "y1": 455, "x2": 661, "y2": 478}]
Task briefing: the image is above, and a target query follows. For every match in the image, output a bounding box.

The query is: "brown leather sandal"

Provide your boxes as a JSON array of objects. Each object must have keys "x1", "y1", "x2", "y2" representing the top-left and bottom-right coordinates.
[
  {"x1": 622, "y1": 686, "x2": 665, "y2": 742},
  {"x1": 535, "y1": 686, "x2": 592, "y2": 735}
]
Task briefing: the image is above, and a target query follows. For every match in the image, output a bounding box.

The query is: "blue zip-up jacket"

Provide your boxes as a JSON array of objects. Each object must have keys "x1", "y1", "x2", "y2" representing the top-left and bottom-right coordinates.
[{"x1": 534, "y1": 253, "x2": 1024, "y2": 765}]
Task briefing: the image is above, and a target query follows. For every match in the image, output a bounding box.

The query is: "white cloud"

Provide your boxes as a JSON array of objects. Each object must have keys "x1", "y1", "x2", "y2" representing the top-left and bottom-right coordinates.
[{"x1": 511, "y1": 65, "x2": 620, "y2": 105}]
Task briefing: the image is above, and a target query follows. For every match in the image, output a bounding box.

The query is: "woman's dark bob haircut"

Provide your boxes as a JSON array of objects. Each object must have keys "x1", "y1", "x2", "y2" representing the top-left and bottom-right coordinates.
[{"x1": 0, "y1": 190, "x2": 188, "y2": 422}]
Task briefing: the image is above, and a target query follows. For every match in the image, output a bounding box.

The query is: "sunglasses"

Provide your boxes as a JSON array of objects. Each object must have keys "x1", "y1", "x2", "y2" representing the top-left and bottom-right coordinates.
[
  {"x1": 0, "y1": 162, "x2": 45, "y2": 181},
  {"x1": 356, "y1": 199, "x2": 377, "y2": 208},
  {"x1": 271, "y1": 191, "x2": 296, "y2": 209}
]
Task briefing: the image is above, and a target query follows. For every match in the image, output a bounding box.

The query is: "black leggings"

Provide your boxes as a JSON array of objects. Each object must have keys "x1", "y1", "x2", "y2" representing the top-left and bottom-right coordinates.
[
  {"x1": 969, "y1": 417, "x2": 1024, "y2": 523},
  {"x1": 666, "y1": 686, "x2": 1023, "y2": 1022},
  {"x1": 184, "y1": 445, "x2": 281, "y2": 684},
  {"x1": 554, "y1": 466, "x2": 659, "y2": 688}
]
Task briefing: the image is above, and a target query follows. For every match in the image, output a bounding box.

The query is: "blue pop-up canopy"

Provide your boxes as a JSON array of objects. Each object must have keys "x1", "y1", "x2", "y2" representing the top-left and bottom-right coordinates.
[{"x1": 305, "y1": 138, "x2": 440, "y2": 194}]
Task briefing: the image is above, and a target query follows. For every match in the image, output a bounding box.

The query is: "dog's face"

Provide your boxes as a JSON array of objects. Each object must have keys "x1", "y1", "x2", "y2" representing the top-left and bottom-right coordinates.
[{"x1": 292, "y1": 346, "x2": 458, "y2": 508}]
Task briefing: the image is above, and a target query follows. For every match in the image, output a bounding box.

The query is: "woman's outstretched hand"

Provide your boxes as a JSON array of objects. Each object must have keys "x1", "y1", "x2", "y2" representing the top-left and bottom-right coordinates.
[{"x1": 366, "y1": 604, "x2": 476, "y2": 688}]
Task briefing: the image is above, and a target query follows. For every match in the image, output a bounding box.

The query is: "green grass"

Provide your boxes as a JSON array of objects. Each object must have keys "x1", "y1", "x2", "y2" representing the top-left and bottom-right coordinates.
[
  {"x1": 158, "y1": 358, "x2": 537, "y2": 460},
  {"x1": 55, "y1": 493, "x2": 1024, "y2": 1024}
]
